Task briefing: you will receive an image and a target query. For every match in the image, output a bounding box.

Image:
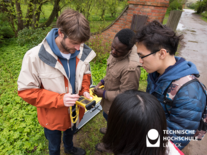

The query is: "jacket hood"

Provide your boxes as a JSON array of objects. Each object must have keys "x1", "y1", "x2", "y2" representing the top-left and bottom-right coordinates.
[
  {"x1": 150, "y1": 57, "x2": 199, "y2": 83},
  {"x1": 46, "y1": 28, "x2": 80, "y2": 59}
]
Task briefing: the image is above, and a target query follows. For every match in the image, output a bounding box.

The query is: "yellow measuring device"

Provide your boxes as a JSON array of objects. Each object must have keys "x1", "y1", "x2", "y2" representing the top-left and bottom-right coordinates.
[
  {"x1": 76, "y1": 96, "x2": 96, "y2": 110},
  {"x1": 70, "y1": 97, "x2": 96, "y2": 123},
  {"x1": 69, "y1": 86, "x2": 104, "y2": 124}
]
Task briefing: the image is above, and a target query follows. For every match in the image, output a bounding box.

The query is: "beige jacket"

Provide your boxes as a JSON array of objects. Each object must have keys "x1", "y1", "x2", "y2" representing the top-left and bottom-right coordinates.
[
  {"x1": 17, "y1": 38, "x2": 96, "y2": 131},
  {"x1": 101, "y1": 45, "x2": 141, "y2": 114}
]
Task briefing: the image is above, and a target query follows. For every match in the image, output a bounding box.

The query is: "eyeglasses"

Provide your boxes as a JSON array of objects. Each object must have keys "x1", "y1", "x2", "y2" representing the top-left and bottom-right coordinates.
[{"x1": 138, "y1": 50, "x2": 160, "y2": 59}]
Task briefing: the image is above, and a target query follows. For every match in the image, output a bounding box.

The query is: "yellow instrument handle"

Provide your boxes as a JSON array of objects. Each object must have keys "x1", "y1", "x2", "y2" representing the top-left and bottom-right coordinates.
[
  {"x1": 99, "y1": 85, "x2": 104, "y2": 89},
  {"x1": 69, "y1": 104, "x2": 79, "y2": 124}
]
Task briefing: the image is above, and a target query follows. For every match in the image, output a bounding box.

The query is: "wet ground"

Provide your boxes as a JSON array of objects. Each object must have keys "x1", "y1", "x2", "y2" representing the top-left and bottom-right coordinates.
[
  {"x1": 177, "y1": 9, "x2": 207, "y2": 155},
  {"x1": 178, "y1": 9, "x2": 207, "y2": 86}
]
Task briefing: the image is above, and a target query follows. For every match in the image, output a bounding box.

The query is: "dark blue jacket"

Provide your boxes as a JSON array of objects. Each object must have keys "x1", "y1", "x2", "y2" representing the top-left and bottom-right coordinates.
[{"x1": 147, "y1": 57, "x2": 206, "y2": 150}]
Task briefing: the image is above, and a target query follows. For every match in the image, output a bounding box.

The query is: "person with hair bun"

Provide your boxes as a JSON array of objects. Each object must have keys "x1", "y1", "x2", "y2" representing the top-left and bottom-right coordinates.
[
  {"x1": 136, "y1": 20, "x2": 206, "y2": 150},
  {"x1": 101, "y1": 90, "x2": 184, "y2": 155}
]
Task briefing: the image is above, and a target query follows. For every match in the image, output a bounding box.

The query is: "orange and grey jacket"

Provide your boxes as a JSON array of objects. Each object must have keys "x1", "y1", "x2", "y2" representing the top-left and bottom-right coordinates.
[{"x1": 17, "y1": 38, "x2": 96, "y2": 131}]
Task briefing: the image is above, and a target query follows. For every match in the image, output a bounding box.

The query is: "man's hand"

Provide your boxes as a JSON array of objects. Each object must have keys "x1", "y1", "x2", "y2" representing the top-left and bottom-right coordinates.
[
  {"x1": 94, "y1": 81, "x2": 103, "y2": 91},
  {"x1": 63, "y1": 93, "x2": 79, "y2": 107},
  {"x1": 83, "y1": 92, "x2": 92, "y2": 99},
  {"x1": 93, "y1": 88, "x2": 104, "y2": 98}
]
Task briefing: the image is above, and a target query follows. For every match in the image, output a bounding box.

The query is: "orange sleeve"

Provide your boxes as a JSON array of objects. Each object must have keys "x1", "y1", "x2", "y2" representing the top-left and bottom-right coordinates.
[
  {"x1": 79, "y1": 74, "x2": 91, "y2": 95},
  {"x1": 76, "y1": 57, "x2": 91, "y2": 95},
  {"x1": 18, "y1": 88, "x2": 65, "y2": 109}
]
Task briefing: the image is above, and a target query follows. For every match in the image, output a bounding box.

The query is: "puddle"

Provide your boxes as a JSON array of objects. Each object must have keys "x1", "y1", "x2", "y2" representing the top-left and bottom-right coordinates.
[
  {"x1": 176, "y1": 23, "x2": 185, "y2": 31},
  {"x1": 186, "y1": 29, "x2": 196, "y2": 32},
  {"x1": 183, "y1": 9, "x2": 196, "y2": 14},
  {"x1": 188, "y1": 40, "x2": 198, "y2": 43}
]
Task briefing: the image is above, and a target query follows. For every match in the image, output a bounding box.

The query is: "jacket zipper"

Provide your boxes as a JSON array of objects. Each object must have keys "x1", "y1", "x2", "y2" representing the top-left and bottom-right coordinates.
[
  {"x1": 67, "y1": 59, "x2": 70, "y2": 80},
  {"x1": 67, "y1": 59, "x2": 75, "y2": 130}
]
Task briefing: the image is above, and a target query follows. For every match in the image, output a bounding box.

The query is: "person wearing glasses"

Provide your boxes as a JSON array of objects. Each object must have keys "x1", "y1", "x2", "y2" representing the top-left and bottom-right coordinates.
[
  {"x1": 17, "y1": 9, "x2": 96, "y2": 155},
  {"x1": 93, "y1": 29, "x2": 141, "y2": 153},
  {"x1": 136, "y1": 20, "x2": 206, "y2": 150}
]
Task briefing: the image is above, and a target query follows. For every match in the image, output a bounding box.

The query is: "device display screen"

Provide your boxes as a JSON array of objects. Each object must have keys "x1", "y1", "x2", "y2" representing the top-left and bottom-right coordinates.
[{"x1": 81, "y1": 99, "x2": 90, "y2": 104}]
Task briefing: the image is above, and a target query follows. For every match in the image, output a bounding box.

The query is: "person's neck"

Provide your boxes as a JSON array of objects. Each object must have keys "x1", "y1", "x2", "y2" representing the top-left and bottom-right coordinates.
[
  {"x1": 55, "y1": 36, "x2": 68, "y2": 54},
  {"x1": 157, "y1": 56, "x2": 176, "y2": 76}
]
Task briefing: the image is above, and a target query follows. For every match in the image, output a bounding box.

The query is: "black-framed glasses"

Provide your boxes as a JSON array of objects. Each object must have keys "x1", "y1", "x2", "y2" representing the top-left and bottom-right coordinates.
[{"x1": 138, "y1": 50, "x2": 160, "y2": 59}]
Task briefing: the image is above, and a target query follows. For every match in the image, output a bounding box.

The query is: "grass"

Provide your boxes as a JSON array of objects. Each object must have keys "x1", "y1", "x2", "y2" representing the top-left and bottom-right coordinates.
[
  {"x1": 139, "y1": 80, "x2": 148, "y2": 92},
  {"x1": 163, "y1": 13, "x2": 169, "y2": 25},
  {"x1": 201, "y1": 16, "x2": 207, "y2": 22},
  {"x1": 90, "y1": 21, "x2": 113, "y2": 33},
  {"x1": 74, "y1": 112, "x2": 110, "y2": 155}
]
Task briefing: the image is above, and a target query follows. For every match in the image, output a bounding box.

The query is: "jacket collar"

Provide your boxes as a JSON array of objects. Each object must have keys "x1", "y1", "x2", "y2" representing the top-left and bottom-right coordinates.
[
  {"x1": 38, "y1": 39, "x2": 58, "y2": 68},
  {"x1": 39, "y1": 38, "x2": 95, "y2": 67},
  {"x1": 148, "y1": 74, "x2": 172, "y2": 95}
]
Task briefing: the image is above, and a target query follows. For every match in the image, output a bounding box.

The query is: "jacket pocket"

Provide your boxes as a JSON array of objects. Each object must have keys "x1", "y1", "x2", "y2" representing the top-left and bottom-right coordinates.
[
  {"x1": 39, "y1": 72, "x2": 65, "y2": 94},
  {"x1": 46, "y1": 107, "x2": 69, "y2": 130},
  {"x1": 106, "y1": 70, "x2": 120, "y2": 90},
  {"x1": 39, "y1": 73, "x2": 63, "y2": 79}
]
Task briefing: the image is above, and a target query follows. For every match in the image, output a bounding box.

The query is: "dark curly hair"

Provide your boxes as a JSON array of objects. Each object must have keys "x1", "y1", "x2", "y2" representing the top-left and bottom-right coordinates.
[
  {"x1": 115, "y1": 28, "x2": 136, "y2": 50},
  {"x1": 136, "y1": 20, "x2": 183, "y2": 55}
]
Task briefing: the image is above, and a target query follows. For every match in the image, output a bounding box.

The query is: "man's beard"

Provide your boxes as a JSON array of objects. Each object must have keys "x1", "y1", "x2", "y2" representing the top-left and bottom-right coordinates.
[{"x1": 61, "y1": 40, "x2": 76, "y2": 54}]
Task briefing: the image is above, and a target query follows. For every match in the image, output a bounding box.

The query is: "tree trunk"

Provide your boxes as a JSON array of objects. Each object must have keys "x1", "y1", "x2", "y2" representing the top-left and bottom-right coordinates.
[
  {"x1": 35, "y1": 5, "x2": 42, "y2": 27},
  {"x1": 85, "y1": 0, "x2": 93, "y2": 20},
  {"x1": 40, "y1": 0, "x2": 60, "y2": 27},
  {"x1": 33, "y1": 0, "x2": 45, "y2": 28},
  {"x1": 15, "y1": 0, "x2": 24, "y2": 31},
  {"x1": 25, "y1": 0, "x2": 34, "y2": 27},
  {"x1": 206, "y1": 3, "x2": 207, "y2": 11},
  {"x1": 32, "y1": 3, "x2": 37, "y2": 28},
  {"x1": 9, "y1": 1, "x2": 18, "y2": 37},
  {"x1": 55, "y1": 5, "x2": 60, "y2": 19},
  {"x1": 0, "y1": 0, "x2": 9, "y2": 13}
]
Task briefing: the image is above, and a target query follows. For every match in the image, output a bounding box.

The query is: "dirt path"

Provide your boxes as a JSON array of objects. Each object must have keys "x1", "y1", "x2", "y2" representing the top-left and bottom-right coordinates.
[{"x1": 177, "y1": 9, "x2": 207, "y2": 155}]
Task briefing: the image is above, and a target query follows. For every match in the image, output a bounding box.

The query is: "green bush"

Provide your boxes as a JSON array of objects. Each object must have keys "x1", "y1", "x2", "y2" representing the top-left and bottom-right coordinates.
[
  {"x1": 201, "y1": 11, "x2": 207, "y2": 18},
  {"x1": 195, "y1": 0, "x2": 207, "y2": 14},
  {"x1": 167, "y1": 0, "x2": 183, "y2": 13},
  {"x1": 17, "y1": 27, "x2": 51, "y2": 49},
  {"x1": 187, "y1": 3, "x2": 197, "y2": 9},
  {"x1": 86, "y1": 34, "x2": 110, "y2": 84},
  {"x1": 0, "y1": 13, "x2": 14, "y2": 44},
  {"x1": 86, "y1": 34, "x2": 111, "y2": 64}
]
